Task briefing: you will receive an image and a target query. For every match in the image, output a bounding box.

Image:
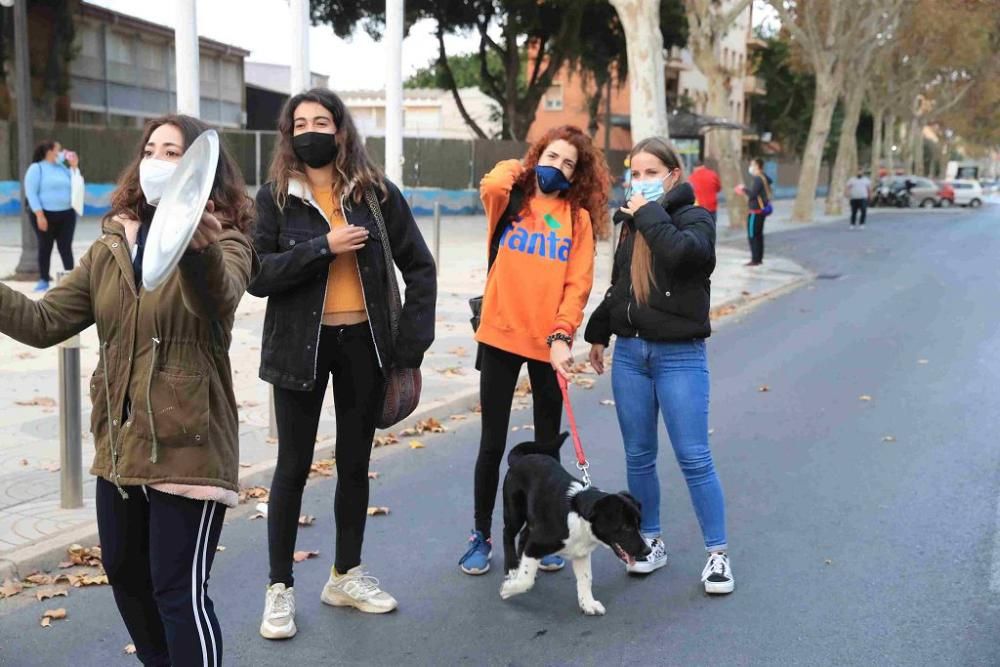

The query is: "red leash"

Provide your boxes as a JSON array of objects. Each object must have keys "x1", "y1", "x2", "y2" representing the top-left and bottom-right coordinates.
[{"x1": 557, "y1": 374, "x2": 592, "y2": 487}]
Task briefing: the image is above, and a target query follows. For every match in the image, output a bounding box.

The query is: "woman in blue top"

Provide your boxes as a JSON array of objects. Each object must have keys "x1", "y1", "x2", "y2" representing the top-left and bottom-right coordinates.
[{"x1": 24, "y1": 140, "x2": 82, "y2": 291}]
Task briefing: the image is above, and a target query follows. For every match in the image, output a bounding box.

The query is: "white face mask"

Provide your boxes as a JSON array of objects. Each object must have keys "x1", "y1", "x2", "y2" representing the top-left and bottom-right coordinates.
[
  {"x1": 747, "y1": 165, "x2": 756, "y2": 176},
  {"x1": 139, "y1": 158, "x2": 178, "y2": 206}
]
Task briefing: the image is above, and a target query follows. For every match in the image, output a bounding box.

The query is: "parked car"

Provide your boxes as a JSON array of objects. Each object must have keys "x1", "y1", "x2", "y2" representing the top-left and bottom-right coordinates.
[
  {"x1": 874, "y1": 175, "x2": 950, "y2": 208},
  {"x1": 947, "y1": 179, "x2": 985, "y2": 208}
]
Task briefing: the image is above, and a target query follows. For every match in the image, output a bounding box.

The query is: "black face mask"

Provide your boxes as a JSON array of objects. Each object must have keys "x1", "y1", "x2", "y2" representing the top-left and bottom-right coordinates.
[{"x1": 292, "y1": 132, "x2": 338, "y2": 169}]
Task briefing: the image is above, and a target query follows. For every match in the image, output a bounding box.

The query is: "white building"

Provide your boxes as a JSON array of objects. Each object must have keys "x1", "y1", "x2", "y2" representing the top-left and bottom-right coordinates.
[{"x1": 341, "y1": 88, "x2": 501, "y2": 140}]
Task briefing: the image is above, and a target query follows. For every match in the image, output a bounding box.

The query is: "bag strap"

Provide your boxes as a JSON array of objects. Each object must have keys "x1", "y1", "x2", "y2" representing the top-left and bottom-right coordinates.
[
  {"x1": 488, "y1": 185, "x2": 524, "y2": 270},
  {"x1": 363, "y1": 188, "x2": 402, "y2": 343},
  {"x1": 761, "y1": 174, "x2": 772, "y2": 202}
]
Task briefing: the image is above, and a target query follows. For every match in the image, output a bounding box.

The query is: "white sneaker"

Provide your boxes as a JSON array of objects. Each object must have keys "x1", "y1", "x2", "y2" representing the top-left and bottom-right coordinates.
[
  {"x1": 320, "y1": 565, "x2": 398, "y2": 614},
  {"x1": 260, "y1": 583, "x2": 297, "y2": 639},
  {"x1": 626, "y1": 537, "x2": 668, "y2": 574},
  {"x1": 702, "y1": 552, "x2": 735, "y2": 594}
]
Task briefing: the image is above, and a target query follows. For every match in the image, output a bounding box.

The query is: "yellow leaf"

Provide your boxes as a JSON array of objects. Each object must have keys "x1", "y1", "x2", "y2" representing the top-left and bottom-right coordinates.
[
  {"x1": 449, "y1": 414, "x2": 468, "y2": 421},
  {"x1": 298, "y1": 515, "x2": 316, "y2": 526},
  {"x1": 41, "y1": 608, "x2": 67, "y2": 626},
  {"x1": 366, "y1": 506, "x2": 390, "y2": 516},
  {"x1": 16, "y1": 396, "x2": 56, "y2": 407},
  {"x1": 374, "y1": 434, "x2": 399, "y2": 447},
  {"x1": 238, "y1": 486, "x2": 270, "y2": 504},
  {"x1": 0, "y1": 578, "x2": 23, "y2": 599},
  {"x1": 34, "y1": 587, "x2": 68, "y2": 602},
  {"x1": 40, "y1": 617, "x2": 51, "y2": 628},
  {"x1": 409, "y1": 440, "x2": 425, "y2": 449},
  {"x1": 449, "y1": 346, "x2": 468, "y2": 357},
  {"x1": 572, "y1": 377, "x2": 596, "y2": 389}
]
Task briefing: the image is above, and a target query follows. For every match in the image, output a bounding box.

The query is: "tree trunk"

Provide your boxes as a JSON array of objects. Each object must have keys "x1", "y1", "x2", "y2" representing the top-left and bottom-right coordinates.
[
  {"x1": 701, "y1": 67, "x2": 746, "y2": 230},
  {"x1": 885, "y1": 113, "x2": 896, "y2": 171},
  {"x1": 870, "y1": 107, "x2": 884, "y2": 178},
  {"x1": 825, "y1": 81, "x2": 865, "y2": 216},
  {"x1": 911, "y1": 118, "x2": 924, "y2": 175},
  {"x1": 792, "y1": 72, "x2": 839, "y2": 222},
  {"x1": 610, "y1": 0, "x2": 669, "y2": 141}
]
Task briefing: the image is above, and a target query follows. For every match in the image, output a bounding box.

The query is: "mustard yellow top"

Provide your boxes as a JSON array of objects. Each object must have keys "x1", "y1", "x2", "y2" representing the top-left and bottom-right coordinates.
[{"x1": 313, "y1": 188, "x2": 366, "y2": 316}]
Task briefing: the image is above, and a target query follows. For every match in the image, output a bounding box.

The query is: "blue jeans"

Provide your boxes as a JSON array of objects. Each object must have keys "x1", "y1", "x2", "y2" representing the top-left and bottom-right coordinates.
[{"x1": 611, "y1": 336, "x2": 727, "y2": 551}]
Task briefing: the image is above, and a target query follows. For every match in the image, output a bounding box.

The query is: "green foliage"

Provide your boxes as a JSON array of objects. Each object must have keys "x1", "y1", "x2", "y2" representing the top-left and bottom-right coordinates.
[{"x1": 749, "y1": 35, "x2": 816, "y2": 156}]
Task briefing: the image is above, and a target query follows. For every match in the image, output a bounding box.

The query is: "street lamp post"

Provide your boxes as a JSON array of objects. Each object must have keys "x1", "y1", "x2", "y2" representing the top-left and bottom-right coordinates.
[
  {"x1": 9, "y1": 0, "x2": 39, "y2": 278},
  {"x1": 290, "y1": 0, "x2": 311, "y2": 94},
  {"x1": 174, "y1": 0, "x2": 200, "y2": 116},
  {"x1": 385, "y1": 0, "x2": 404, "y2": 185}
]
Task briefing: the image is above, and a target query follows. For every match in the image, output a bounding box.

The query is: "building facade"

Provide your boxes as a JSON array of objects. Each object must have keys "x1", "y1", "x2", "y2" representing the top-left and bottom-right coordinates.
[{"x1": 341, "y1": 88, "x2": 501, "y2": 140}]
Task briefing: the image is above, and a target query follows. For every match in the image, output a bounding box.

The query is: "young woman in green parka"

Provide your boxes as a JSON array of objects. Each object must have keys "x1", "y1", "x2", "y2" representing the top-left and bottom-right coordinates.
[{"x1": 0, "y1": 114, "x2": 257, "y2": 667}]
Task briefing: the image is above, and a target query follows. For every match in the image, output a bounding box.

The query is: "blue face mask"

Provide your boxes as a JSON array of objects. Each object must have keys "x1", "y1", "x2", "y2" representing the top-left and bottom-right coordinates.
[
  {"x1": 630, "y1": 178, "x2": 666, "y2": 202},
  {"x1": 56, "y1": 150, "x2": 66, "y2": 164},
  {"x1": 535, "y1": 165, "x2": 571, "y2": 194}
]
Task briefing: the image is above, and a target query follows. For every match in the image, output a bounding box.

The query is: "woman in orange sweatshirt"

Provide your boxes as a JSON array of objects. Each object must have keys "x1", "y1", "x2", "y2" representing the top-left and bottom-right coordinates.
[{"x1": 460, "y1": 125, "x2": 611, "y2": 575}]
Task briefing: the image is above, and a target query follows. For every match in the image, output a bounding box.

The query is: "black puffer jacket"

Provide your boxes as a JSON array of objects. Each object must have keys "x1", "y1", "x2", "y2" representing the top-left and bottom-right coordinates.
[
  {"x1": 585, "y1": 182, "x2": 715, "y2": 345},
  {"x1": 248, "y1": 179, "x2": 437, "y2": 391}
]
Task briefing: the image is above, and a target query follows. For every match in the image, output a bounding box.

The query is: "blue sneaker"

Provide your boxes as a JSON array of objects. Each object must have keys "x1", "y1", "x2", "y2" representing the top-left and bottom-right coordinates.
[
  {"x1": 459, "y1": 530, "x2": 491, "y2": 575},
  {"x1": 33, "y1": 280, "x2": 49, "y2": 292},
  {"x1": 539, "y1": 554, "x2": 565, "y2": 572}
]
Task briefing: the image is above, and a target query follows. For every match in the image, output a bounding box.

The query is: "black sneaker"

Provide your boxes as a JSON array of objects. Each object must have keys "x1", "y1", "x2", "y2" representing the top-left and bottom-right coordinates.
[{"x1": 701, "y1": 552, "x2": 734, "y2": 594}]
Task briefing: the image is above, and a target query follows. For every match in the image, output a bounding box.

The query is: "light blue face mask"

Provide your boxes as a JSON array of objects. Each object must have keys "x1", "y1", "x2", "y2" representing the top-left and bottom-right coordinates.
[
  {"x1": 630, "y1": 178, "x2": 666, "y2": 202},
  {"x1": 56, "y1": 150, "x2": 66, "y2": 163}
]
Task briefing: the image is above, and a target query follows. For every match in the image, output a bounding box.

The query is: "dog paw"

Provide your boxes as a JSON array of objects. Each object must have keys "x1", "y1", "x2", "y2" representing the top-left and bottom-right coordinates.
[
  {"x1": 579, "y1": 598, "x2": 606, "y2": 616},
  {"x1": 500, "y1": 580, "x2": 521, "y2": 600}
]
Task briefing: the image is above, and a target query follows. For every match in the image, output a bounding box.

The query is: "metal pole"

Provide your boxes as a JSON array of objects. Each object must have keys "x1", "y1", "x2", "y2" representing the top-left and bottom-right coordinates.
[
  {"x1": 56, "y1": 271, "x2": 83, "y2": 509},
  {"x1": 174, "y1": 0, "x2": 200, "y2": 116},
  {"x1": 433, "y1": 201, "x2": 441, "y2": 268},
  {"x1": 385, "y1": 0, "x2": 404, "y2": 185},
  {"x1": 12, "y1": 0, "x2": 38, "y2": 278},
  {"x1": 290, "y1": 0, "x2": 311, "y2": 94}
]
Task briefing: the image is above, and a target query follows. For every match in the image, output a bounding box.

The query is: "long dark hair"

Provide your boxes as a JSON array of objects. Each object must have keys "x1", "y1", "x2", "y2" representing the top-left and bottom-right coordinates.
[
  {"x1": 268, "y1": 87, "x2": 385, "y2": 208},
  {"x1": 627, "y1": 137, "x2": 684, "y2": 305},
  {"x1": 106, "y1": 114, "x2": 254, "y2": 234},
  {"x1": 32, "y1": 140, "x2": 57, "y2": 163},
  {"x1": 515, "y1": 125, "x2": 611, "y2": 240}
]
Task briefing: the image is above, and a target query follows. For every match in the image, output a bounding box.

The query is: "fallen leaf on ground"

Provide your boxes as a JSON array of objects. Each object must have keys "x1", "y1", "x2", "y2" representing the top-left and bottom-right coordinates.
[
  {"x1": 124, "y1": 644, "x2": 137, "y2": 655},
  {"x1": 758, "y1": 385, "x2": 770, "y2": 392},
  {"x1": 599, "y1": 399, "x2": 615, "y2": 406},
  {"x1": 741, "y1": 290, "x2": 751, "y2": 296},
  {"x1": 710, "y1": 304, "x2": 738, "y2": 320},
  {"x1": 68, "y1": 572, "x2": 108, "y2": 587},
  {"x1": 367, "y1": 506, "x2": 390, "y2": 516},
  {"x1": 309, "y1": 459, "x2": 336, "y2": 477},
  {"x1": 825, "y1": 559, "x2": 833, "y2": 565},
  {"x1": 237, "y1": 400, "x2": 260, "y2": 409},
  {"x1": 238, "y1": 486, "x2": 270, "y2": 503},
  {"x1": 35, "y1": 586, "x2": 68, "y2": 602},
  {"x1": 439, "y1": 366, "x2": 465, "y2": 378},
  {"x1": 708, "y1": 428, "x2": 715, "y2": 436},
  {"x1": 409, "y1": 440, "x2": 425, "y2": 449},
  {"x1": 316, "y1": 434, "x2": 332, "y2": 443},
  {"x1": 918, "y1": 359, "x2": 929, "y2": 364},
  {"x1": 449, "y1": 414, "x2": 468, "y2": 421},
  {"x1": 367, "y1": 472, "x2": 379, "y2": 480},
  {"x1": 40, "y1": 608, "x2": 67, "y2": 627},
  {"x1": 523, "y1": 424, "x2": 534, "y2": 431},
  {"x1": 0, "y1": 578, "x2": 23, "y2": 598},
  {"x1": 374, "y1": 433, "x2": 399, "y2": 447},
  {"x1": 572, "y1": 377, "x2": 595, "y2": 389},
  {"x1": 514, "y1": 379, "x2": 533, "y2": 397},
  {"x1": 882, "y1": 435, "x2": 896, "y2": 442},
  {"x1": 41, "y1": 463, "x2": 60, "y2": 472},
  {"x1": 57, "y1": 562, "x2": 74, "y2": 569},
  {"x1": 859, "y1": 395, "x2": 873, "y2": 401},
  {"x1": 511, "y1": 426, "x2": 520, "y2": 432},
  {"x1": 216, "y1": 546, "x2": 226, "y2": 552},
  {"x1": 239, "y1": 463, "x2": 252, "y2": 468},
  {"x1": 16, "y1": 351, "x2": 35, "y2": 359},
  {"x1": 266, "y1": 437, "x2": 278, "y2": 444},
  {"x1": 568, "y1": 361, "x2": 593, "y2": 375},
  {"x1": 298, "y1": 515, "x2": 315, "y2": 526},
  {"x1": 17, "y1": 397, "x2": 56, "y2": 407},
  {"x1": 249, "y1": 512, "x2": 265, "y2": 520},
  {"x1": 66, "y1": 544, "x2": 102, "y2": 567},
  {"x1": 472, "y1": 403, "x2": 483, "y2": 413},
  {"x1": 20, "y1": 458, "x2": 29, "y2": 466},
  {"x1": 449, "y1": 346, "x2": 468, "y2": 357},
  {"x1": 401, "y1": 419, "x2": 446, "y2": 436},
  {"x1": 293, "y1": 550, "x2": 320, "y2": 562}
]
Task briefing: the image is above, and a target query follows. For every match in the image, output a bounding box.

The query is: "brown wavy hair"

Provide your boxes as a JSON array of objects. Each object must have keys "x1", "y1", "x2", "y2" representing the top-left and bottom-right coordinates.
[
  {"x1": 515, "y1": 125, "x2": 611, "y2": 240},
  {"x1": 627, "y1": 137, "x2": 684, "y2": 305},
  {"x1": 268, "y1": 88, "x2": 386, "y2": 208},
  {"x1": 106, "y1": 114, "x2": 254, "y2": 234}
]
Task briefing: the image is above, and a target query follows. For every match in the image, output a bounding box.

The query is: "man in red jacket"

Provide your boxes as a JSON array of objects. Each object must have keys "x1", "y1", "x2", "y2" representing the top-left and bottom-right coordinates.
[{"x1": 689, "y1": 158, "x2": 722, "y2": 222}]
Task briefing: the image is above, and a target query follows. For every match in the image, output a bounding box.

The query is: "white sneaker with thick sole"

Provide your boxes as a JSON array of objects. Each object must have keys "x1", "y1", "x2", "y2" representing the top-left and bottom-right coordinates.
[
  {"x1": 702, "y1": 552, "x2": 735, "y2": 594},
  {"x1": 626, "y1": 537, "x2": 668, "y2": 574},
  {"x1": 321, "y1": 565, "x2": 398, "y2": 614},
  {"x1": 260, "y1": 583, "x2": 297, "y2": 639}
]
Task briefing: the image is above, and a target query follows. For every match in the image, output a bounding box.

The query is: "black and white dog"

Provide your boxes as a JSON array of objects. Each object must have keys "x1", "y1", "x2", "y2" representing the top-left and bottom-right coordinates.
[{"x1": 499, "y1": 433, "x2": 650, "y2": 615}]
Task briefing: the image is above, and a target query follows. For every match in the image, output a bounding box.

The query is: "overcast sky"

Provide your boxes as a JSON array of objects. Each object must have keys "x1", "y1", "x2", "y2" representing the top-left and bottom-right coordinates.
[{"x1": 88, "y1": 0, "x2": 774, "y2": 92}]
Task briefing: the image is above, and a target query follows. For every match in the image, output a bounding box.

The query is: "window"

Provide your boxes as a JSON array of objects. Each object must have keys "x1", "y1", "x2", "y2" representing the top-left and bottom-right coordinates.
[
  {"x1": 544, "y1": 84, "x2": 564, "y2": 111},
  {"x1": 107, "y1": 31, "x2": 135, "y2": 84}
]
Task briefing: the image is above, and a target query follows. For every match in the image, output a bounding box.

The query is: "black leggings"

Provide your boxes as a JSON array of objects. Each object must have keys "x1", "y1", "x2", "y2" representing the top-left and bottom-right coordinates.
[
  {"x1": 473, "y1": 343, "x2": 563, "y2": 539},
  {"x1": 747, "y1": 212, "x2": 767, "y2": 264},
  {"x1": 31, "y1": 208, "x2": 76, "y2": 281},
  {"x1": 268, "y1": 323, "x2": 384, "y2": 585},
  {"x1": 96, "y1": 478, "x2": 226, "y2": 667}
]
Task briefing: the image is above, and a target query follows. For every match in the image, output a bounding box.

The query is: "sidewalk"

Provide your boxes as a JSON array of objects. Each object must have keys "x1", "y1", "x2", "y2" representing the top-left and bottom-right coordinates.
[{"x1": 0, "y1": 205, "x2": 816, "y2": 579}]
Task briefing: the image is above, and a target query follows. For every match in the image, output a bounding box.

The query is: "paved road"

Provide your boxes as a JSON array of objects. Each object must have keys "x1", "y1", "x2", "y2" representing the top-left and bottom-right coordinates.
[{"x1": 1, "y1": 206, "x2": 998, "y2": 666}]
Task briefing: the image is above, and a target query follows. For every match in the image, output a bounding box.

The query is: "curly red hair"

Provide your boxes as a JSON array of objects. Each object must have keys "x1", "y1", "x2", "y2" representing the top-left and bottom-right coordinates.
[{"x1": 516, "y1": 125, "x2": 611, "y2": 240}]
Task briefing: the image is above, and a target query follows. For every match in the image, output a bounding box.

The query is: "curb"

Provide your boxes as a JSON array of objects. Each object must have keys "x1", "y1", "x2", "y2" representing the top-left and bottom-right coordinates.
[{"x1": 0, "y1": 257, "x2": 814, "y2": 581}]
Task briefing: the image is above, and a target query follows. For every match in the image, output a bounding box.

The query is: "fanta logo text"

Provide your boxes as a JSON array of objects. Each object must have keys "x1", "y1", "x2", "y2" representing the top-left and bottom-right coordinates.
[{"x1": 500, "y1": 224, "x2": 571, "y2": 261}]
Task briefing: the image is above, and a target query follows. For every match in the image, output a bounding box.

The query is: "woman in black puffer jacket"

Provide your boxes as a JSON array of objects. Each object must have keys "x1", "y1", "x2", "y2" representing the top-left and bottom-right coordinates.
[{"x1": 584, "y1": 137, "x2": 733, "y2": 595}]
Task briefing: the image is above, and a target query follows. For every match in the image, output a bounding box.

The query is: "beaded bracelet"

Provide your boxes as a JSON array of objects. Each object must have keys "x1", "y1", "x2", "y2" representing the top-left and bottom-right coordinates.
[{"x1": 546, "y1": 332, "x2": 573, "y2": 347}]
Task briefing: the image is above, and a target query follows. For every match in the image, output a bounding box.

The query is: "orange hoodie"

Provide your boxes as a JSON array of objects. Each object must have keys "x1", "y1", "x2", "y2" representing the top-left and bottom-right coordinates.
[{"x1": 475, "y1": 159, "x2": 595, "y2": 362}]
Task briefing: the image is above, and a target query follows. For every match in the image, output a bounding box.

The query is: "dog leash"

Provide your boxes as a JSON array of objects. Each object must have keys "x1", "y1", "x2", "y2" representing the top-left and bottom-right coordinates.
[{"x1": 557, "y1": 374, "x2": 592, "y2": 488}]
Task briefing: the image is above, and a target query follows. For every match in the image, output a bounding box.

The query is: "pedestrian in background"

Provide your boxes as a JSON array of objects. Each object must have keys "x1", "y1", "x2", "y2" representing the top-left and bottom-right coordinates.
[
  {"x1": 459, "y1": 125, "x2": 610, "y2": 576},
  {"x1": 585, "y1": 136, "x2": 733, "y2": 594},
  {"x1": 688, "y1": 157, "x2": 721, "y2": 222},
  {"x1": 24, "y1": 140, "x2": 84, "y2": 291},
  {"x1": 735, "y1": 157, "x2": 772, "y2": 266},
  {"x1": 1, "y1": 114, "x2": 258, "y2": 666},
  {"x1": 251, "y1": 88, "x2": 436, "y2": 639},
  {"x1": 845, "y1": 170, "x2": 872, "y2": 228}
]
